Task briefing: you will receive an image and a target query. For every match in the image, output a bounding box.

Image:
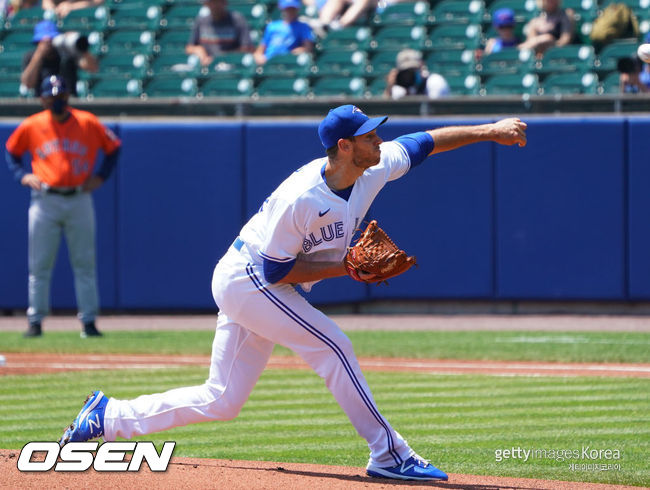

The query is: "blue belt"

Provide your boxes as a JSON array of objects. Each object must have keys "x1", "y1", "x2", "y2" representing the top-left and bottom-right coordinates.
[{"x1": 233, "y1": 237, "x2": 244, "y2": 252}]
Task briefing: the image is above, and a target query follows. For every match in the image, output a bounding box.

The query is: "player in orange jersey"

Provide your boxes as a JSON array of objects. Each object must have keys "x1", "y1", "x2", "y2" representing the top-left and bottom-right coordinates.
[{"x1": 5, "y1": 75, "x2": 121, "y2": 338}]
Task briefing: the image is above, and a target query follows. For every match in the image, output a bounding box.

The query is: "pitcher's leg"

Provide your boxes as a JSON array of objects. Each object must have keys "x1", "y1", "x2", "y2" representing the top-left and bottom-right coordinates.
[
  {"x1": 104, "y1": 317, "x2": 274, "y2": 440},
  {"x1": 27, "y1": 195, "x2": 62, "y2": 324},
  {"x1": 232, "y1": 267, "x2": 412, "y2": 467},
  {"x1": 64, "y1": 194, "x2": 98, "y2": 324}
]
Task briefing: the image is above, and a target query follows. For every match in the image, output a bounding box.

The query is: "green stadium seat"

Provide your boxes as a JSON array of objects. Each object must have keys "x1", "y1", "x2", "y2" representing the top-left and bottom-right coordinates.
[
  {"x1": 157, "y1": 28, "x2": 191, "y2": 55},
  {"x1": 209, "y1": 52, "x2": 256, "y2": 78},
  {"x1": 425, "y1": 48, "x2": 475, "y2": 77},
  {"x1": 200, "y1": 76, "x2": 254, "y2": 97},
  {"x1": 483, "y1": 72, "x2": 539, "y2": 95},
  {"x1": 3, "y1": 7, "x2": 50, "y2": 31},
  {"x1": 371, "y1": 1, "x2": 430, "y2": 26},
  {"x1": 476, "y1": 48, "x2": 535, "y2": 78},
  {"x1": 562, "y1": 0, "x2": 598, "y2": 44},
  {"x1": 541, "y1": 71, "x2": 599, "y2": 94},
  {"x1": 600, "y1": 71, "x2": 621, "y2": 94},
  {"x1": 0, "y1": 51, "x2": 27, "y2": 76},
  {"x1": 444, "y1": 73, "x2": 481, "y2": 95},
  {"x1": 89, "y1": 77, "x2": 143, "y2": 97},
  {"x1": 594, "y1": 40, "x2": 639, "y2": 75},
  {"x1": 429, "y1": 24, "x2": 482, "y2": 50},
  {"x1": 229, "y1": 3, "x2": 269, "y2": 30},
  {"x1": 311, "y1": 76, "x2": 366, "y2": 97},
  {"x1": 107, "y1": 4, "x2": 163, "y2": 32},
  {"x1": 367, "y1": 49, "x2": 402, "y2": 79},
  {"x1": 84, "y1": 52, "x2": 149, "y2": 80},
  {"x1": 256, "y1": 52, "x2": 314, "y2": 78},
  {"x1": 254, "y1": 76, "x2": 310, "y2": 97},
  {"x1": 316, "y1": 26, "x2": 372, "y2": 52},
  {"x1": 104, "y1": 30, "x2": 156, "y2": 55},
  {"x1": 313, "y1": 49, "x2": 368, "y2": 77},
  {"x1": 535, "y1": 45, "x2": 595, "y2": 77},
  {"x1": 161, "y1": 4, "x2": 203, "y2": 30},
  {"x1": 365, "y1": 76, "x2": 387, "y2": 97},
  {"x1": 144, "y1": 75, "x2": 198, "y2": 97},
  {"x1": 430, "y1": 0, "x2": 485, "y2": 26},
  {"x1": 151, "y1": 52, "x2": 201, "y2": 77},
  {"x1": 58, "y1": 6, "x2": 110, "y2": 32},
  {"x1": 0, "y1": 77, "x2": 30, "y2": 97},
  {"x1": 1, "y1": 30, "x2": 37, "y2": 51},
  {"x1": 370, "y1": 25, "x2": 429, "y2": 52}
]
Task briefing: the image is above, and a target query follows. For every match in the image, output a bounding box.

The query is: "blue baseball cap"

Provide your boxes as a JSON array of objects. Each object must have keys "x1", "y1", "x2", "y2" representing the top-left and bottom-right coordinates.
[
  {"x1": 40, "y1": 75, "x2": 68, "y2": 97},
  {"x1": 493, "y1": 8, "x2": 515, "y2": 28},
  {"x1": 278, "y1": 0, "x2": 301, "y2": 9},
  {"x1": 33, "y1": 20, "x2": 60, "y2": 43},
  {"x1": 318, "y1": 105, "x2": 387, "y2": 149}
]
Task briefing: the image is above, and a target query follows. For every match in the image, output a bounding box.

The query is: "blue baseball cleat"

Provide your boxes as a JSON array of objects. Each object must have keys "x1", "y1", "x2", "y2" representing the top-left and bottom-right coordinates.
[
  {"x1": 59, "y1": 390, "x2": 108, "y2": 446},
  {"x1": 366, "y1": 454, "x2": 448, "y2": 481}
]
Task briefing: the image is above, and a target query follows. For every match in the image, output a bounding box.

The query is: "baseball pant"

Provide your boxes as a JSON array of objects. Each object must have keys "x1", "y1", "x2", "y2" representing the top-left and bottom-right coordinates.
[
  {"x1": 27, "y1": 191, "x2": 98, "y2": 324},
  {"x1": 104, "y1": 246, "x2": 413, "y2": 467}
]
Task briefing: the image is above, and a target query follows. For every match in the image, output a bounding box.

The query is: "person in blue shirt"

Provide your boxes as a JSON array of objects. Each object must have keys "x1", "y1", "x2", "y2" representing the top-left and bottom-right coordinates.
[
  {"x1": 484, "y1": 8, "x2": 521, "y2": 56},
  {"x1": 253, "y1": 0, "x2": 314, "y2": 65}
]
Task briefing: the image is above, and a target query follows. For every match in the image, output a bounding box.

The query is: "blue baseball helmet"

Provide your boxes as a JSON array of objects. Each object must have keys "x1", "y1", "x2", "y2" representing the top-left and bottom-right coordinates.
[{"x1": 40, "y1": 75, "x2": 68, "y2": 97}]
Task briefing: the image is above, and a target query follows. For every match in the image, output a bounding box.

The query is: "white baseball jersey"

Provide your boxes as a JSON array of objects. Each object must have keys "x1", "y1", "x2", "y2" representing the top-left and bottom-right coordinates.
[{"x1": 239, "y1": 140, "x2": 411, "y2": 291}]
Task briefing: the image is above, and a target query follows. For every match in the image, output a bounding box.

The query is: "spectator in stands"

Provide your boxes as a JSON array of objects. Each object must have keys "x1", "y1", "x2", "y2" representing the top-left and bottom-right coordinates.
[
  {"x1": 21, "y1": 19, "x2": 98, "y2": 96},
  {"x1": 617, "y1": 56, "x2": 649, "y2": 94},
  {"x1": 317, "y1": 0, "x2": 376, "y2": 31},
  {"x1": 519, "y1": 0, "x2": 574, "y2": 56},
  {"x1": 384, "y1": 49, "x2": 450, "y2": 99},
  {"x1": 186, "y1": 0, "x2": 254, "y2": 67},
  {"x1": 42, "y1": 0, "x2": 104, "y2": 19},
  {"x1": 5, "y1": 0, "x2": 40, "y2": 18},
  {"x1": 253, "y1": 0, "x2": 314, "y2": 66},
  {"x1": 483, "y1": 8, "x2": 522, "y2": 56}
]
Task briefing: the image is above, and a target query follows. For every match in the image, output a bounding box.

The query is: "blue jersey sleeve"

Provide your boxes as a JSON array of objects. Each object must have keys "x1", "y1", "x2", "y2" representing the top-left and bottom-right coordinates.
[
  {"x1": 5, "y1": 150, "x2": 26, "y2": 182},
  {"x1": 95, "y1": 147, "x2": 120, "y2": 180},
  {"x1": 263, "y1": 256, "x2": 296, "y2": 283},
  {"x1": 394, "y1": 132, "x2": 434, "y2": 169}
]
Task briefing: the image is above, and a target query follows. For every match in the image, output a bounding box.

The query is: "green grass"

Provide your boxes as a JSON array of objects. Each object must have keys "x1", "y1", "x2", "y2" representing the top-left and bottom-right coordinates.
[
  {"x1": 1, "y1": 330, "x2": 649, "y2": 362},
  {"x1": 1, "y1": 367, "x2": 648, "y2": 486}
]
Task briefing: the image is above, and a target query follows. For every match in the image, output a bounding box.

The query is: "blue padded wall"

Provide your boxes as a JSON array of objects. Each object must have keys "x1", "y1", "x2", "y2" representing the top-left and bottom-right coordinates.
[
  {"x1": 496, "y1": 118, "x2": 625, "y2": 299},
  {"x1": 117, "y1": 123, "x2": 243, "y2": 309},
  {"x1": 627, "y1": 117, "x2": 650, "y2": 298},
  {"x1": 368, "y1": 120, "x2": 494, "y2": 299}
]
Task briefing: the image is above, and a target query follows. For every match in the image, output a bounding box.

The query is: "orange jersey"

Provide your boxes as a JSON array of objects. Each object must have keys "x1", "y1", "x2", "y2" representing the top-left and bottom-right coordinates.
[{"x1": 5, "y1": 107, "x2": 121, "y2": 187}]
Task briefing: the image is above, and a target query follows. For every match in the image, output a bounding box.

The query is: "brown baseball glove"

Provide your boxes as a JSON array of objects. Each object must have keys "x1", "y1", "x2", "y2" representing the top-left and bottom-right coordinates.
[{"x1": 344, "y1": 220, "x2": 417, "y2": 284}]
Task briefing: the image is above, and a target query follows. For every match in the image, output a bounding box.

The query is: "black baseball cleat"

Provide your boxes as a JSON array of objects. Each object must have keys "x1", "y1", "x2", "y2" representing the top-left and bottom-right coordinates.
[
  {"x1": 24, "y1": 322, "x2": 42, "y2": 338},
  {"x1": 81, "y1": 322, "x2": 102, "y2": 338}
]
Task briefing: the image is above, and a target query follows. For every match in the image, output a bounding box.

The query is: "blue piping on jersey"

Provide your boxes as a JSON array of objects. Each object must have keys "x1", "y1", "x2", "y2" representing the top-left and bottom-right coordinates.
[
  {"x1": 246, "y1": 263, "x2": 402, "y2": 466},
  {"x1": 263, "y1": 256, "x2": 296, "y2": 283}
]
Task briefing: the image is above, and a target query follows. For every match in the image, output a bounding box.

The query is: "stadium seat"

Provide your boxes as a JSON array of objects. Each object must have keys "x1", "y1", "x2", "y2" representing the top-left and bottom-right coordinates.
[
  {"x1": 562, "y1": 0, "x2": 598, "y2": 44},
  {"x1": 3, "y1": 7, "x2": 50, "y2": 31},
  {"x1": 256, "y1": 53, "x2": 313, "y2": 78},
  {"x1": 151, "y1": 52, "x2": 201, "y2": 77},
  {"x1": 313, "y1": 50, "x2": 368, "y2": 77},
  {"x1": 107, "y1": 4, "x2": 163, "y2": 32},
  {"x1": 200, "y1": 76, "x2": 254, "y2": 97},
  {"x1": 84, "y1": 52, "x2": 150, "y2": 80},
  {"x1": 542, "y1": 71, "x2": 599, "y2": 94},
  {"x1": 58, "y1": 6, "x2": 110, "y2": 32},
  {"x1": 444, "y1": 73, "x2": 481, "y2": 95},
  {"x1": 429, "y1": 0, "x2": 485, "y2": 26},
  {"x1": 476, "y1": 48, "x2": 535, "y2": 78},
  {"x1": 161, "y1": 4, "x2": 203, "y2": 30},
  {"x1": 209, "y1": 52, "x2": 256, "y2": 78},
  {"x1": 370, "y1": 25, "x2": 429, "y2": 51},
  {"x1": 88, "y1": 77, "x2": 143, "y2": 98},
  {"x1": 254, "y1": 76, "x2": 310, "y2": 97},
  {"x1": 367, "y1": 49, "x2": 402, "y2": 79},
  {"x1": 229, "y1": 3, "x2": 269, "y2": 30},
  {"x1": 600, "y1": 70, "x2": 622, "y2": 94},
  {"x1": 0, "y1": 77, "x2": 30, "y2": 97},
  {"x1": 104, "y1": 30, "x2": 156, "y2": 56},
  {"x1": 311, "y1": 76, "x2": 366, "y2": 97},
  {"x1": 316, "y1": 26, "x2": 372, "y2": 52},
  {"x1": 425, "y1": 48, "x2": 475, "y2": 77},
  {"x1": 365, "y1": 76, "x2": 387, "y2": 97},
  {"x1": 371, "y1": 1, "x2": 430, "y2": 26},
  {"x1": 483, "y1": 72, "x2": 540, "y2": 95},
  {"x1": 535, "y1": 45, "x2": 595, "y2": 77},
  {"x1": 429, "y1": 24, "x2": 482, "y2": 50},
  {"x1": 0, "y1": 51, "x2": 27, "y2": 76},
  {"x1": 157, "y1": 29, "x2": 192, "y2": 55},
  {"x1": 144, "y1": 75, "x2": 198, "y2": 97},
  {"x1": 594, "y1": 40, "x2": 639, "y2": 75},
  {"x1": 0, "y1": 30, "x2": 35, "y2": 51}
]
